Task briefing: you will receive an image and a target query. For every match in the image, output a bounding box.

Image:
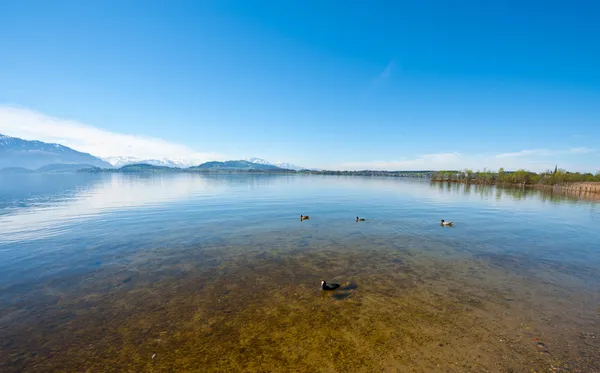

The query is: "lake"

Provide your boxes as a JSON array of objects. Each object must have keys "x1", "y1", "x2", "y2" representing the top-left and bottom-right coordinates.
[{"x1": 1, "y1": 173, "x2": 599, "y2": 372}]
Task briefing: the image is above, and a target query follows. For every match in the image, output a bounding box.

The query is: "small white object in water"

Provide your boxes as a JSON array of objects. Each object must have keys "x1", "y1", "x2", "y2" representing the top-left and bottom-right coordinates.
[{"x1": 152, "y1": 353, "x2": 157, "y2": 360}]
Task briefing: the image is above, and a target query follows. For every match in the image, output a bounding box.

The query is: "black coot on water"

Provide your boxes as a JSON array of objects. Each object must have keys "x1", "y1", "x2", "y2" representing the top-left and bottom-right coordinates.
[{"x1": 321, "y1": 280, "x2": 340, "y2": 291}]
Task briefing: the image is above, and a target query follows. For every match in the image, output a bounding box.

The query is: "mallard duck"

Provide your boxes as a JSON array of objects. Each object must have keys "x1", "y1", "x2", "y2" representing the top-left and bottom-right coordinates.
[
  {"x1": 356, "y1": 216, "x2": 366, "y2": 222},
  {"x1": 321, "y1": 280, "x2": 340, "y2": 291},
  {"x1": 300, "y1": 215, "x2": 310, "y2": 221},
  {"x1": 440, "y1": 219, "x2": 453, "y2": 226}
]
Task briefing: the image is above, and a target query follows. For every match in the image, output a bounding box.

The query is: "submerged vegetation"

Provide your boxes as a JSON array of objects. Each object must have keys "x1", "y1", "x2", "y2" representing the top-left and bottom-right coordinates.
[{"x1": 3, "y1": 233, "x2": 598, "y2": 372}]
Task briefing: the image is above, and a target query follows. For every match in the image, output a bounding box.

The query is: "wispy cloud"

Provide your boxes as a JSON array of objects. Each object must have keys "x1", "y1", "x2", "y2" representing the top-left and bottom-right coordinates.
[
  {"x1": 377, "y1": 60, "x2": 395, "y2": 80},
  {"x1": 338, "y1": 153, "x2": 463, "y2": 171},
  {"x1": 0, "y1": 106, "x2": 225, "y2": 165},
  {"x1": 362, "y1": 59, "x2": 396, "y2": 98},
  {"x1": 335, "y1": 148, "x2": 597, "y2": 173},
  {"x1": 496, "y1": 147, "x2": 595, "y2": 159},
  {"x1": 495, "y1": 149, "x2": 553, "y2": 159},
  {"x1": 568, "y1": 147, "x2": 596, "y2": 154}
]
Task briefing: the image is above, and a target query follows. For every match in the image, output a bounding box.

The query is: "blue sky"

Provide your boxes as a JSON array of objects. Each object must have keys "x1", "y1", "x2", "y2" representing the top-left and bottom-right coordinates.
[{"x1": 0, "y1": 0, "x2": 599, "y2": 171}]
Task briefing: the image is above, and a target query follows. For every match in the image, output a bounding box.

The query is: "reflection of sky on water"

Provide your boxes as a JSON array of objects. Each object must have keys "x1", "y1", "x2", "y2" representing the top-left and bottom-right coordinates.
[
  {"x1": 0, "y1": 174, "x2": 598, "y2": 284},
  {"x1": 0, "y1": 174, "x2": 598, "y2": 243},
  {"x1": 0, "y1": 174, "x2": 226, "y2": 241}
]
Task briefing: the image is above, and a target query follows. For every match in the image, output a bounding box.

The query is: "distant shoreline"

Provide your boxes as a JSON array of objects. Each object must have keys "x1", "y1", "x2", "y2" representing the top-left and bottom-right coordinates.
[
  {"x1": 76, "y1": 164, "x2": 435, "y2": 177},
  {"x1": 3, "y1": 164, "x2": 599, "y2": 197},
  {"x1": 80, "y1": 168, "x2": 297, "y2": 174}
]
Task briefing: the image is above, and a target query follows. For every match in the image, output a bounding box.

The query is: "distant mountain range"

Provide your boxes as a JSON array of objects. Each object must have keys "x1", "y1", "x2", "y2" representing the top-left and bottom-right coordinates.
[
  {"x1": 102, "y1": 156, "x2": 306, "y2": 170},
  {"x1": 0, "y1": 135, "x2": 431, "y2": 177},
  {"x1": 0, "y1": 134, "x2": 112, "y2": 170},
  {"x1": 0, "y1": 134, "x2": 308, "y2": 173}
]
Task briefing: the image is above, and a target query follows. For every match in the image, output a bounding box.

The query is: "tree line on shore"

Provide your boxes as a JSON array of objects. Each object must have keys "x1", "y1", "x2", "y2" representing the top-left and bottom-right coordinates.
[
  {"x1": 431, "y1": 167, "x2": 600, "y2": 185},
  {"x1": 300, "y1": 170, "x2": 431, "y2": 177}
]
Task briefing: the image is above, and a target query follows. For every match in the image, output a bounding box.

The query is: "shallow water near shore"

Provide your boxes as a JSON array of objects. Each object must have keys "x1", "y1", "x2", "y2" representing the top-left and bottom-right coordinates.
[{"x1": 1, "y1": 174, "x2": 599, "y2": 372}]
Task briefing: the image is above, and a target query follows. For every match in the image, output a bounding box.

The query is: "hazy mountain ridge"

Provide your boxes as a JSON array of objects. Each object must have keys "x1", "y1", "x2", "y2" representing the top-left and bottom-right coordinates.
[
  {"x1": 0, "y1": 163, "x2": 102, "y2": 174},
  {"x1": 36, "y1": 164, "x2": 100, "y2": 173},
  {"x1": 190, "y1": 160, "x2": 285, "y2": 170},
  {"x1": 0, "y1": 167, "x2": 35, "y2": 174},
  {"x1": 0, "y1": 134, "x2": 112, "y2": 170},
  {"x1": 79, "y1": 161, "x2": 296, "y2": 173}
]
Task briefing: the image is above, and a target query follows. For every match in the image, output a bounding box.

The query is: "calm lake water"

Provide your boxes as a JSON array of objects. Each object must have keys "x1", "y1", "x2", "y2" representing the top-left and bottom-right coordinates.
[{"x1": 1, "y1": 173, "x2": 599, "y2": 372}]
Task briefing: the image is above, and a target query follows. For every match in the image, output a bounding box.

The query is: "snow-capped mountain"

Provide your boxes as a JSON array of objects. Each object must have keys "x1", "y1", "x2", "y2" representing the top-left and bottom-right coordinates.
[
  {"x1": 0, "y1": 133, "x2": 112, "y2": 169},
  {"x1": 102, "y1": 156, "x2": 142, "y2": 167},
  {"x1": 245, "y1": 157, "x2": 304, "y2": 171},
  {"x1": 104, "y1": 156, "x2": 306, "y2": 170},
  {"x1": 103, "y1": 156, "x2": 190, "y2": 168},
  {"x1": 245, "y1": 157, "x2": 273, "y2": 165},
  {"x1": 273, "y1": 162, "x2": 305, "y2": 171}
]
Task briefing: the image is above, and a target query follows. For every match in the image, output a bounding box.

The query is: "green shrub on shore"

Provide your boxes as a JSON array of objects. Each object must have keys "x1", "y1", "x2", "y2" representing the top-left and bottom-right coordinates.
[{"x1": 431, "y1": 168, "x2": 600, "y2": 185}]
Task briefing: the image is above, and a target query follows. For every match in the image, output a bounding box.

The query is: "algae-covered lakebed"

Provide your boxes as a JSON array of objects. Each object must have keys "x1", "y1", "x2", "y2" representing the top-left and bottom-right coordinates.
[{"x1": 1, "y1": 174, "x2": 599, "y2": 372}]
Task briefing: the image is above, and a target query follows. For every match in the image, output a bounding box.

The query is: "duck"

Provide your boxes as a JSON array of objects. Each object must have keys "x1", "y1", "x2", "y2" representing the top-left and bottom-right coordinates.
[
  {"x1": 300, "y1": 215, "x2": 310, "y2": 221},
  {"x1": 440, "y1": 219, "x2": 453, "y2": 226},
  {"x1": 321, "y1": 280, "x2": 340, "y2": 291},
  {"x1": 356, "y1": 216, "x2": 366, "y2": 222}
]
